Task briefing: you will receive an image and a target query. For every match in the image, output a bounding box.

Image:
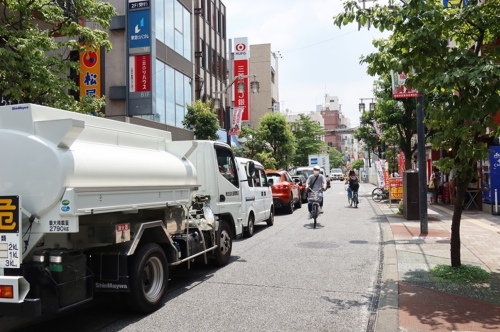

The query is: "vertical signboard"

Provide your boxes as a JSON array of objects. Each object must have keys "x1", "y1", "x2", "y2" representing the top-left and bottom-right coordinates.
[
  {"x1": 127, "y1": 0, "x2": 154, "y2": 116},
  {"x1": 234, "y1": 37, "x2": 250, "y2": 122},
  {"x1": 0, "y1": 196, "x2": 21, "y2": 268},
  {"x1": 79, "y1": 46, "x2": 101, "y2": 98}
]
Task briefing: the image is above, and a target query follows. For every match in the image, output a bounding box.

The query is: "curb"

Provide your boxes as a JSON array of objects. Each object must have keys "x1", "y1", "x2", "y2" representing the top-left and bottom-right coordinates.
[{"x1": 367, "y1": 198, "x2": 399, "y2": 332}]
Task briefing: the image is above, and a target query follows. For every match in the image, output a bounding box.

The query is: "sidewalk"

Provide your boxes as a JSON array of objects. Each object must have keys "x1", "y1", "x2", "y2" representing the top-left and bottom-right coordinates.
[{"x1": 371, "y1": 197, "x2": 500, "y2": 332}]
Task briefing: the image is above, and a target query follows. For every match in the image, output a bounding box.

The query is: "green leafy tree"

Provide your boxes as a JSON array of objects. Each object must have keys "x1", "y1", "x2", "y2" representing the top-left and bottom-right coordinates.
[
  {"x1": 350, "y1": 159, "x2": 365, "y2": 171},
  {"x1": 0, "y1": 0, "x2": 117, "y2": 113},
  {"x1": 258, "y1": 113, "x2": 295, "y2": 169},
  {"x1": 328, "y1": 147, "x2": 344, "y2": 168},
  {"x1": 334, "y1": 0, "x2": 500, "y2": 267},
  {"x1": 290, "y1": 114, "x2": 325, "y2": 166},
  {"x1": 182, "y1": 100, "x2": 220, "y2": 140},
  {"x1": 236, "y1": 125, "x2": 267, "y2": 159}
]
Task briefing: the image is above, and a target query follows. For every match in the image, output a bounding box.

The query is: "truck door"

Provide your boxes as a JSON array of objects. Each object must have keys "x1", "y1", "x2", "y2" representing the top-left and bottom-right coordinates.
[{"x1": 215, "y1": 147, "x2": 242, "y2": 226}]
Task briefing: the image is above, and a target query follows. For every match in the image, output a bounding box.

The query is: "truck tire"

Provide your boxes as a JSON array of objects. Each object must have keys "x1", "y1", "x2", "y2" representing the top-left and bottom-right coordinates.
[
  {"x1": 213, "y1": 220, "x2": 232, "y2": 266},
  {"x1": 244, "y1": 213, "x2": 255, "y2": 238},
  {"x1": 126, "y1": 243, "x2": 168, "y2": 313},
  {"x1": 266, "y1": 207, "x2": 274, "y2": 226}
]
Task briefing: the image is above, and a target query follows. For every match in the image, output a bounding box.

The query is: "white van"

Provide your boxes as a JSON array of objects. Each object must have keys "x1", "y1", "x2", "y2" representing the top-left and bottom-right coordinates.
[{"x1": 236, "y1": 157, "x2": 274, "y2": 237}]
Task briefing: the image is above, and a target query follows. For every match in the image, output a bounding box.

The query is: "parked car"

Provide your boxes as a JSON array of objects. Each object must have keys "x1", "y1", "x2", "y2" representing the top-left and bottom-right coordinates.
[
  {"x1": 237, "y1": 157, "x2": 274, "y2": 237},
  {"x1": 295, "y1": 166, "x2": 331, "y2": 189},
  {"x1": 330, "y1": 168, "x2": 344, "y2": 181},
  {"x1": 292, "y1": 174, "x2": 308, "y2": 203},
  {"x1": 266, "y1": 170, "x2": 301, "y2": 214}
]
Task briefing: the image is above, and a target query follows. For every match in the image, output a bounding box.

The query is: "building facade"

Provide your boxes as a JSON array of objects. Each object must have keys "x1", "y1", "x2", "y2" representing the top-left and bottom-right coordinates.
[
  {"x1": 321, "y1": 103, "x2": 341, "y2": 151},
  {"x1": 248, "y1": 44, "x2": 280, "y2": 128}
]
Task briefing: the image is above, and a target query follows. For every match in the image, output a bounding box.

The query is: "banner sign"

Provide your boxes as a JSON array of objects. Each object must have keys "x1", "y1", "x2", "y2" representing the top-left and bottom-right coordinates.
[
  {"x1": 384, "y1": 170, "x2": 390, "y2": 190},
  {"x1": 389, "y1": 177, "x2": 403, "y2": 200},
  {"x1": 374, "y1": 121, "x2": 382, "y2": 138},
  {"x1": 79, "y1": 45, "x2": 101, "y2": 98},
  {"x1": 228, "y1": 107, "x2": 243, "y2": 136},
  {"x1": 374, "y1": 161, "x2": 386, "y2": 189},
  {"x1": 129, "y1": 54, "x2": 151, "y2": 93},
  {"x1": 128, "y1": 9, "x2": 151, "y2": 53},
  {"x1": 234, "y1": 37, "x2": 250, "y2": 122},
  {"x1": 398, "y1": 150, "x2": 406, "y2": 176},
  {"x1": 391, "y1": 70, "x2": 419, "y2": 98}
]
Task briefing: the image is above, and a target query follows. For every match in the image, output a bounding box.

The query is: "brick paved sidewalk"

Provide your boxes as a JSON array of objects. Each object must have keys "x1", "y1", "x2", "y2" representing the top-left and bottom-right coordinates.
[{"x1": 371, "y1": 197, "x2": 500, "y2": 332}]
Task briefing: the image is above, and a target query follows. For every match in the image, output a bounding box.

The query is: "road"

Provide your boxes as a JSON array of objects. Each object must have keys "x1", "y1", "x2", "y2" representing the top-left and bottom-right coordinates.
[{"x1": 2, "y1": 181, "x2": 382, "y2": 332}]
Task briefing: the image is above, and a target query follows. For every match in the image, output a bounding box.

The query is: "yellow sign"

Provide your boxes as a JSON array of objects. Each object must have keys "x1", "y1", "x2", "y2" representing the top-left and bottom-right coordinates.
[
  {"x1": 79, "y1": 45, "x2": 101, "y2": 98},
  {"x1": 0, "y1": 198, "x2": 17, "y2": 231}
]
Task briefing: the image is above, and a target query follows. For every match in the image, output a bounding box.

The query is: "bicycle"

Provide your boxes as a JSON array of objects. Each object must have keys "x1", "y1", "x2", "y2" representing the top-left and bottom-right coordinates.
[
  {"x1": 349, "y1": 190, "x2": 359, "y2": 208},
  {"x1": 308, "y1": 189, "x2": 323, "y2": 229},
  {"x1": 372, "y1": 187, "x2": 389, "y2": 202}
]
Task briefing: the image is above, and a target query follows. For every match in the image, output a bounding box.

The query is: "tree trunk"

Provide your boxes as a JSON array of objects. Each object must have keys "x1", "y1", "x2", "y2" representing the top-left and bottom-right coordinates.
[
  {"x1": 451, "y1": 181, "x2": 466, "y2": 267},
  {"x1": 404, "y1": 146, "x2": 413, "y2": 171}
]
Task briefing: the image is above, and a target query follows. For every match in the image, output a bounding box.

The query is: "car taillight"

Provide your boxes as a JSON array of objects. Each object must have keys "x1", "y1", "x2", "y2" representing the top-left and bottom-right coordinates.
[
  {"x1": 274, "y1": 185, "x2": 289, "y2": 189},
  {"x1": 0, "y1": 285, "x2": 13, "y2": 298}
]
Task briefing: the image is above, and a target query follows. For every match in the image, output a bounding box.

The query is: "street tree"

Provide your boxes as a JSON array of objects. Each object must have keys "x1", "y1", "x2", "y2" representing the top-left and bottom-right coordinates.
[
  {"x1": 182, "y1": 100, "x2": 219, "y2": 140},
  {"x1": 0, "y1": 0, "x2": 117, "y2": 113},
  {"x1": 328, "y1": 147, "x2": 344, "y2": 168},
  {"x1": 334, "y1": 0, "x2": 500, "y2": 267},
  {"x1": 350, "y1": 159, "x2": 365, "y2": 171},
  {"x1": 290, "y1": 114, "x2": 325, "y2": 166},
  {"x1": 235, "y1": 125, "x2": 268, "y2": 159},
  {"x1": 258, "y1": 113, "x2": 295, "y2": 169},
  {"x1": 354, "y1": 113, "x2": 380, "y2": 159}
]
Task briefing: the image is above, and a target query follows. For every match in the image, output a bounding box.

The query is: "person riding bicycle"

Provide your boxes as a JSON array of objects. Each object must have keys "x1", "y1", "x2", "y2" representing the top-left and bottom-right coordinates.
[
  {"x1": 305, "y1": 165, "x2": 327, "y2": 219},
  {"x1": 345, "y1": 170, "x2": 360, "y2": 203}
]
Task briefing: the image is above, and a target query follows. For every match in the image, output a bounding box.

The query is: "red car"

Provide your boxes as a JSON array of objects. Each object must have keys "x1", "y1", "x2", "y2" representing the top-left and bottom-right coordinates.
[{"x1": 265, "y1": 170, "x2": 301, "y2": 214}]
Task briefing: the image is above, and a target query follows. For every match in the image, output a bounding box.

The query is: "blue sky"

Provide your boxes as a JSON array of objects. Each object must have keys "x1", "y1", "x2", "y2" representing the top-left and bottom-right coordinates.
[{"x1": 224, "y1": 0, "x2": 391, "y2": 127}]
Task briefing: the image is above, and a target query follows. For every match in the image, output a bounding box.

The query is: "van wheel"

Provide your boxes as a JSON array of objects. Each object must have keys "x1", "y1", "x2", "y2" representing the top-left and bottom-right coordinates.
[
  {"x1": 125, "y1": 243, "x2": 168, "y2": 313},
  {"x1": 266, "y1": 207, "x2": 274, "y2": 226},
  {"x1": 213, "y1": 220, "x2": 232, "y2": 266},
  {"x1": 285, "y1": 195, "x2": 294, "y2": 214},
  {"x1": 244, "y1": 214, "x2": 255, "y2": 237}
]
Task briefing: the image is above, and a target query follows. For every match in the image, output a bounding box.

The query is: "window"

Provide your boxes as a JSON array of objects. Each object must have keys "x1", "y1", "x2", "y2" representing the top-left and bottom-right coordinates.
[
  {"x1": 244, "y1": 166, "x2": 254, "y2": 187},
  {"x1": 164, "y1": 0, "x2": 174, "y2": 48},
  {"x1": 216, "y1": 147, "x2": 239, "y2": 188},
  {"x1": 155, "y1": 60, "x2": 166, "y2": 123},
  {"x1": 253, "y1": 170, "x2": 261, "y2": 187},
  {"x1": 259, "y1": 169, "x2": 268, "y2": 187},
  {"x1": 200, "y1": 39, "x2": 205, "y2": 68},
  {"x1": 266, "y1": 173, "x2": 281, "y2": 185},
  {"x1": 155, "y1": 0, "x2": 165, "y2": 43}
]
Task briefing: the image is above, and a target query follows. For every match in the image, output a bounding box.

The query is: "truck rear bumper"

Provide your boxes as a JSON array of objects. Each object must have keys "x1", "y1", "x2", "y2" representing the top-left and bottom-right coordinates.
[{"x1": 0, "y1": 298, "x2": 41, "y2": 317}]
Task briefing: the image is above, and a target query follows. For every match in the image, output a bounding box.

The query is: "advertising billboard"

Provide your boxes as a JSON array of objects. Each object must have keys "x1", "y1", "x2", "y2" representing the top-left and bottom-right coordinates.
[
  {"x1": 234, "y1": 37, "x2": 250, "y2": 121},
  {"x1": 79, "y1": 46, "x2": 101, "y2": 98}
]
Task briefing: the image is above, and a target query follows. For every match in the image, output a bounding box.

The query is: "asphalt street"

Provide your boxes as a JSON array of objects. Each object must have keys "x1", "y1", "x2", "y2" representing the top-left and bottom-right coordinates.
[{"x1": 2, "y1": 180, "x2": 382, "y2": 332}]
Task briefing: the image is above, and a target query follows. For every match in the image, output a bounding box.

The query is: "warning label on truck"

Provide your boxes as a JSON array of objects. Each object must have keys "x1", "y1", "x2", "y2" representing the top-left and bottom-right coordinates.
[{"x1": 0, "y1": 196, "x2": 21, "y2": 268}]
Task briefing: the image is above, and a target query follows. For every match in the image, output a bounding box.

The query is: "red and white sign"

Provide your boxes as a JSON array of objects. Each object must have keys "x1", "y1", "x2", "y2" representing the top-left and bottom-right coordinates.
[
  {"x1": 391, "y1": 70, "x2": 419, "y2": 99},
  {"x1": 229, "y1": 107, "x2": 244, "y2": 136},
  {"x1": 234, "y1": 37, "x2": 250, "y2": 121},
  {"x1": 129, "y1": 54, "x2": 151, "y2": 92}
]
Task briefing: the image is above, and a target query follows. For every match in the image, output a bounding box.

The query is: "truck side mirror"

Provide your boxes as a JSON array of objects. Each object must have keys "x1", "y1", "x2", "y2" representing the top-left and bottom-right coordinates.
[{"x1": 247, "y1": 161, "x2": 256, "y2": 178}]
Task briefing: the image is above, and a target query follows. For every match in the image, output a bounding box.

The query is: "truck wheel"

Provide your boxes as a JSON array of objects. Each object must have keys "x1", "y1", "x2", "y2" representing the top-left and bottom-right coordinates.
[
  {"x1": 244, "y1": 214, "x2": 255, "y2": 238},
  {"x1": 126, "y1": 243, "x2": 168, "y2": 313},
  {"x1": 285, "y1": 195, "x2": 294, "y2": 214},
  {"x1": 214, "y1": 221, "x2": 232, "y2": 266},
  {"x1": 266, "y1": 207, "x2": 274, "y2": 226}
]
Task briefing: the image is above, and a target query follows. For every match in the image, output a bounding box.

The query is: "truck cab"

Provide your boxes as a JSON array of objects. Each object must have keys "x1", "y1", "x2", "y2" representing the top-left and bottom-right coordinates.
[{"x1": 236, "y1": 157, "x2": 274, "y2": 237}]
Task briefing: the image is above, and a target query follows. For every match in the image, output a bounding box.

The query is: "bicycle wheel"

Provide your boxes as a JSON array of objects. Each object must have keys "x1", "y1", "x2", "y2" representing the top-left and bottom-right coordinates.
[
  {"x1": 312, "y1": 204, "x2": 318, "y2": 229},
  {"x1": 354, "y1": 193, "x2": 358, "y2": 208},
  {"x1": 372, "y1": 188, "x2": 384, "y2": 202},
  {"x1": 349, "y1": 197, "x2": 352, "y2": 207}
]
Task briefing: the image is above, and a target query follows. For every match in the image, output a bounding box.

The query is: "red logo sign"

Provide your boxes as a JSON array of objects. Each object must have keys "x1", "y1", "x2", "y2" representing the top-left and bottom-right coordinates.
[
  {"x1": 82, "y1": 51, "x2": 98, "y2": 68},
  {"x1": 134, "y1": 54, "x2": 151, "y2": 92},
  {"x1": 235, "y1": 43, "x2": 246, "y2": 52}
]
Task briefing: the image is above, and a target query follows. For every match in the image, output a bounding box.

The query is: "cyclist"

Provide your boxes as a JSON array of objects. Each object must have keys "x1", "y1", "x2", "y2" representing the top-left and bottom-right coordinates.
[
  {"x1": 345, "y1": 170, "x2": 360, "y2": 204},
  {"x1": 305, "y1": 165, "x2": 327, "y2": 219}
]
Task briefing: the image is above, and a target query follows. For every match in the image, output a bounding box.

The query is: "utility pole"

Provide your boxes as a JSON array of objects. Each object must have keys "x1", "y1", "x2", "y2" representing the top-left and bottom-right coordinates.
[{"x1": 416, "y1": 92, "x2": 428, "y2": 234}]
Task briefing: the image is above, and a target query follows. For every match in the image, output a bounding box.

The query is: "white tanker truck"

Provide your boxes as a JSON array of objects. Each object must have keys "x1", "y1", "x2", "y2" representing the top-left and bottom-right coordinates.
[{"x1": 0, "y1": 104, "x2": 259, "y2": 316}]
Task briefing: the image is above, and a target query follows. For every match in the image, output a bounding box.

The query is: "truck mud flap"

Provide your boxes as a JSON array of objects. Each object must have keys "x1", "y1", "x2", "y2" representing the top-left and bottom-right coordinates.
[{"x1": 89, "y1": 250, "x2": 130, "y2": 292}]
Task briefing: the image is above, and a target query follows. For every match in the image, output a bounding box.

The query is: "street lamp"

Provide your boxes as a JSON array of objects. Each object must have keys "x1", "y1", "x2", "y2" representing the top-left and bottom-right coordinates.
[{"x1": 359, "y1": 98, "x2": 376, "y2": 112}]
